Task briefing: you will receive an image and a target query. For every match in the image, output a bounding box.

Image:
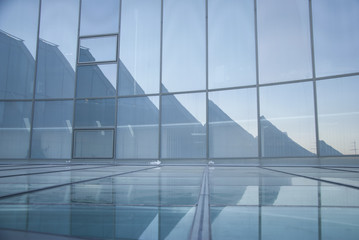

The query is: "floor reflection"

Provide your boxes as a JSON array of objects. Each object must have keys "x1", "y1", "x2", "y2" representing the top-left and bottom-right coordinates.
[{"x1": 0, "y1": 165, "x2": 358, "y2": 239}]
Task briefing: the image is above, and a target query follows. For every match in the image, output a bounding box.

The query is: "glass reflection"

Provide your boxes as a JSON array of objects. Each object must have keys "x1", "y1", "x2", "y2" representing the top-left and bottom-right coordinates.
[
  {"x1": 75, "y1": 98, "x2": 115, "y2": 128},
  {"x1": 74, "y1": 130, "x2": 114, "y2": 158},
  {"x1": 35, "y1": 0, "x2": 79, "y2": 99},
  {"x1": 117, "y1": 96, "x2": 159, "y2": 159},
  {"x1": 208, "y1": 0, "x2": 256, "y2": 89},
  {"x1": 260, "y1": 82, "x2": 316, "y2": 157},
  {"x1": 161, "y1": 93, "x2": 206, "y2": 158},
  {"x1": 257, "y1": 0, "x2": 312, "y2": 84},
  {"x1": 80, "y1": 0, "x2": 119, "y2": 36},
  {"x1": 317, "y1": 77, "x2": 359, "y2": 155},
  {"x1": 0, "y1": 101, "x2": 32, "y2": 158},
  {"x1": 76, "y1": 64, "x2": 117, "y2": 98},
  {"x1": 79, "y1": 36, "x2": 117, "y2": 63},
  {"x1": 162, "y1": 0, "x2": 206, "y2": 92},
  {"x1": 31, "y1": 100, "x2": 73, "y2": 159},
  {"x1": 262, "y1": 207, "x2": 318, "y2": 240},
  {"x1": 119, "y1": 0, "x2": 161, "y2": 95},
  {"x1": 313, "y1": 0, "x2": 359, "y2": 77},
  {"x1": 209, "y1": 88, "x2": 258, "y2": 158},
  {"x1": 0, "y1": 0, "x2": 39, "y2": 99}
]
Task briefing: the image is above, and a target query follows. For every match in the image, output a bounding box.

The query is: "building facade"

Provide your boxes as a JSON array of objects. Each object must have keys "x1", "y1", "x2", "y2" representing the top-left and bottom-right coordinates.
[{"x1": 0, "y1": 0, "x2": 359, "y2": 162}]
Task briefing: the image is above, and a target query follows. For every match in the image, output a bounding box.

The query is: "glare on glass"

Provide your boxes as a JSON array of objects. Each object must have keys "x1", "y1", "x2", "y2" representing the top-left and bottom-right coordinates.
[
  {"x1": 161, "y1": 93, "x2": 206, "y2": 158},
  {"x1": 162, "y1": 0, "x2": 206, "y2": 92},
  {"x1": 76, "y1": 64, "x2": 117, "y2": 98},
  {"x1": 259, "y1": 82, "x2": 316, "y2": 157},
  {"x1": 31, "y1": 100, "x2": 73, "y2": 159},
  {"x1": 119, "y1": 0, "x2": 161, "y2": 95},
  {"x1": 313, "y1": 0, "x2": 359, "y2": 77},
  {"x1": 80, "y1": 0, "x2": 119, "y2": 36},
  {"x1": 208, "y1": 0, "x2": 256, "y2": 89},
  {"x1": 75, "y1": 98, "x2": 115, "y2": 128},
  {"x1": 0, "y1": 0, "x2": 39, "y2": 99},
  {"x1": 74, "y1": 130, "x2": 114, "y2": 158},
  {"x1": 317, "y1": 77, "x2": 359, "y2": 156},
  {"x1": 117, "y1": 96, "x2": 159, "y2": 159},
  {"x1": 257, "y1": 0, "x2": 312, "y2": 84},
  {"x1": 79, "y1": 36, "x2": 117, "y2": 63},
  {"x1": 209, "y1": 88, "x2": 258, "y2": 158},
  {"x1": 0, "y1": 101, "x2": 32, "y2": 158},
  {"x1": 35, "y1": 0, "x2": 79, "y2": 99}
]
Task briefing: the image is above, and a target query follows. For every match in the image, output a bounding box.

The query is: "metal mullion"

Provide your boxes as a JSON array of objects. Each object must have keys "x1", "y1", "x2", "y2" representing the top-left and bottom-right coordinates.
[
  {"x1": 113, "y1": 0, "x2": 122, "y2": 163},
  {"x1": 79, "y1": 33, "x2": 118, "y2": 39},
  {"x1": 205, "y1": 0, "x2": 209, "y2": 160},
  {"x1": 308, "y1": 0, "x2": 320, "y2": 157},
  {"x1": 158, "y1": 0, "x2": 164, "y2": 160},
  {"x1": 71, "y1": 0, "x2": 83, "y2": 161},
  {"x1": 254, "y1": 0, "x2": 262, "y2": 160},
  {"x1": 77, "y1": 60, "x2": 117, "y2": 66},
  {"x1": 75, "y1": 96, "x2": 117, "y2": 101},
  {"x1": 28, "y1": 0, "x2": 43, "y2": 161}
]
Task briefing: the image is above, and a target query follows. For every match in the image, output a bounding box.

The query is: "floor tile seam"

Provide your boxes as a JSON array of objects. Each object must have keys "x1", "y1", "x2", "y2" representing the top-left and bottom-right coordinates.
[
  {"x1": 0, "y1": 164, "x2": 119, "y2": 179},
  {"x1": 0, "y1": 166, "x2": 157, "y2": 200},
  {"x1": 261, "y1": 167, "x2": 359, "y2": 190}
]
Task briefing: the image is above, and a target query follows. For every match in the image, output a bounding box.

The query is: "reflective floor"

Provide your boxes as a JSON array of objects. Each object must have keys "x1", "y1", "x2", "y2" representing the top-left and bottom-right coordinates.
[{"x1": 0, "y1": 164, "x2": 358, "y2": 240}]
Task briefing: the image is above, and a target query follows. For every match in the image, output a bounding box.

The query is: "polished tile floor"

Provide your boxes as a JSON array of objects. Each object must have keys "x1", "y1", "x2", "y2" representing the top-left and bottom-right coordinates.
[{"x1": 0, "y1": 164, "x2": 358, "y2": 240}]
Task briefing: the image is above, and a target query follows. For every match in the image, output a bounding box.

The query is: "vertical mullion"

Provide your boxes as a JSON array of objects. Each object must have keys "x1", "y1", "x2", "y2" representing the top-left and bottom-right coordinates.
[
  {"x1": 205, "y1": 0, "x2": 209, "y2": 161},
  {"x1": 158, "y1": 0, "x2": 164, "y2": 160},
  {"x1": 308, "y1": 0, "x2": 320, "y2": 157},
  {"x1": 28, "y1": 0, "x2": 43, "y2": 161},
  {"x1": 254, "y1": 0, "x2": 262, "y2": 161}
]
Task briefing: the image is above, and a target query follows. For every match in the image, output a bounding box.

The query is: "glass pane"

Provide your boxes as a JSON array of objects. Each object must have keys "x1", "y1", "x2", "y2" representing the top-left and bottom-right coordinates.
[
  {"x1": 211, "y1": 207, "x2": 258, "y2": 240},
  {"x1": 161, "y1": 93, "x2": 206, "y2": 158},
  {"x1": 117, "y1": 96, "x2": 159, "y2": 159},
  {"x1": 75, "y1": 98, "x2": 115, "y2": 128},
  {"x1": 162, "y1": 0, "x2": 206, "y2": 92},
  {"x1": 74, "y1": 130, "x2": 114, "y2": 158},
  {"x1": 76, "y1": 64, "x2": 117, "y2": 98},
  {"x1": 35, "y1": 0, "x2": 79, "y2": 99},
  {"x1": 119, "y1": 0, "x2": 161, "y2": 95},
  {"x1": 313, "y1": 0, "x2": 359, "y2": 77},
  {"x1": 31, "y1": 100, "x2": 73, "y2": 159},
  {"x1": 322, "y1": 208, "x2": 359, "y2": 240},
  {"x1": 79, "y1": 36, "x2": 117, "y2": 63},
  {"x1": 80, "y1": 0, "x2": 119, "y2": 36},
  {"x1": 0, "y1": 101, "x2": 32, "y2": 158},
  {"x1": 209, "y1": 88, "x2": 258, "y2": 157},
  {"x1": 208, "y1": 0, "x2": 256, "y2": 89},
  {"x1": 260, "y1": 82, "x2": 316, "y2": 157},
  {"x1": 0, "y1": 0, "x2": 39, "y2": 99},
  {"x1": 262, "y1": 207, "x2": 318, "y2": 240},
  {"x1": 317, "y1": 77, "x2": 359, "y2": 156},
  {"x1": 257, "y1": 0, "x2": 312, "y2": 84}
]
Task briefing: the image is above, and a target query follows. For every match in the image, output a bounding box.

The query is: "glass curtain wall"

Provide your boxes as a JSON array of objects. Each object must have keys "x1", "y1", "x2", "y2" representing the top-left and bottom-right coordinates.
[{"x1": 0, "y1": 0, "x2": 358, "y2": 160}]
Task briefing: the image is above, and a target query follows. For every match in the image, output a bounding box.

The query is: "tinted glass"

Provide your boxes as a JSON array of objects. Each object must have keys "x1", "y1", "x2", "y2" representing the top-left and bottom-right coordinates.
[
  {"x1": 257, "y1": 0, "x2": 312, "y2": 84},
  {"x1": 162, "y1": 0, "x2": 206, "y2": 92},
  {"x1": 119, "y1": 0, "x2": 161, "y2": 95},
  {"x1": 31, "y1": 100, "x2": 73, "y2": 159},
  {"x1": 317, "y1": 77, "x2": 359, "y2": 156},
  {"x1": 76, "y1": 64, "x2": 117, "y2": 98},
  {"x1": 208, "y1": 0, "x2": 256, "y2": 89},
  {"x1": 80, "y1": 0, "x2": 119, "y2": 36},
  {"x1": 79, "y1": 36, "x2": 117, "y2": 63},
  {"x1": 73, "y1": 130, "x2": 114, "y2": 158},
  {"x1": 161, "y1": 93, "x2": 206, "y2": 158},
  {"x1": 259, "y1": 82, "x2": 316, "y2": 157},
  {"x1": 0, "y1": 101, "x2": 32, "y2": 158},
  {"x1": 209, "y1": 88, "x2": 258, "y2": 158},
  {"x1": 117, "y1": 96, "x2": 159, "y2": 159},
  {"x1": 0, "y1": 0, "x2": 39, "y2": 99},
  {"x1": 313, "y1": 0, "x2": 359, "y2": 77},
  {"x1": 35, "y1": 0, "x2": 79, "y2": 99},
  {"x1": 75, "y1": 98, "x2": 115, "y2": 128}
]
